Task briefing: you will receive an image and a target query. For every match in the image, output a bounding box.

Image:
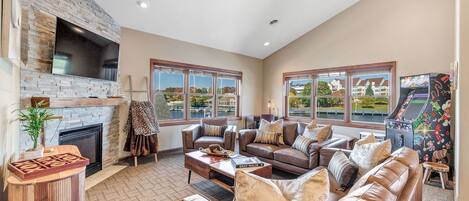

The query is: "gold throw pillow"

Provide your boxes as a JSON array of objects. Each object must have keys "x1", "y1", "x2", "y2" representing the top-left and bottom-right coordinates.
[{"x1": 235, "y1": 168, "x2": 330, "y2": 201}]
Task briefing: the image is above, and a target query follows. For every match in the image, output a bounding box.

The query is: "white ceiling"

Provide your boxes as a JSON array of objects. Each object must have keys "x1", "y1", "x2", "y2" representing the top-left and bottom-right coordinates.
[{"x1": 95, "y1": 0, "x2": 359, "y2": 59}]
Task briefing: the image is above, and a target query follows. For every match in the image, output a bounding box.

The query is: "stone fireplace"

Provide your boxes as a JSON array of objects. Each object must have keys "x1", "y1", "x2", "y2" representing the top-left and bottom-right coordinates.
[
  {"x1": 59, "y1": 124, "x2": 103, "y2": 177},
  {"x1": 19, "y1": 0, "x2": 122, "y2": 171}
]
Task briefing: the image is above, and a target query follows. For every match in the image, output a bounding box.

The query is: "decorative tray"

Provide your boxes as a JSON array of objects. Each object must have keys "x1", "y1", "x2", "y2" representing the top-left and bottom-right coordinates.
[
  {"x1": 8, "y1": 153, "x2": 89, "y2": 180},
  {"x1": 199, "y1": 148, "x2": 236, "y2": 158}
]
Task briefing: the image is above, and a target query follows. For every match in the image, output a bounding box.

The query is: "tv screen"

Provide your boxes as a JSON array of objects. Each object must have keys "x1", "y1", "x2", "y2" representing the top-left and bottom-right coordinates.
[{"x1": 52, "y1": 18, "x2": 120, "y2": 81}]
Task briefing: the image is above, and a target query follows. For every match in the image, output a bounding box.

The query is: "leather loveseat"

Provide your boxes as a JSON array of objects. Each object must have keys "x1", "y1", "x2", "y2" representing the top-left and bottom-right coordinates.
[{"x1": 238, "y1": 122, "x2": 348, "y2": 175}]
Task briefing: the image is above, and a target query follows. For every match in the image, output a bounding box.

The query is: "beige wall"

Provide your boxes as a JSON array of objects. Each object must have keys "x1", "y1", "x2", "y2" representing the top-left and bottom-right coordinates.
[
  {"x1": 118, "y1": 28, "x2": 264, "y2": 155},
  {"x1": 456, "y1": 0, "x2": 468, "y2": 199},
  {"x1": 262, "y1": 0, "x2": 454, "y2": 137},
  {"x1": 0, "y1": 60, "x2": 20, "y2": 199}
]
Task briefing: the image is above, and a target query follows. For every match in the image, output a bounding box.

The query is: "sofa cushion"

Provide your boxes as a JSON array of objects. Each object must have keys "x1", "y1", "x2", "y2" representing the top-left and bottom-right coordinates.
[
  {"x1": 246, "y1": 143, "x2": 284, "y2": 159},
  {"x1": 194, "y1": 136, "x2": 224, "y2": 149},
  {"x1": 366, "y1": 159, "x2": 410, "y2": 195},
  {"x1": 274, "y1": 148, "x2": 309, "y2": 169},
  {"x1": 283, "y1": 123, "x2": 298, "y2": 146},
  {"x1": 339, "y1": 182, "x2": 397, "y2": 201}
]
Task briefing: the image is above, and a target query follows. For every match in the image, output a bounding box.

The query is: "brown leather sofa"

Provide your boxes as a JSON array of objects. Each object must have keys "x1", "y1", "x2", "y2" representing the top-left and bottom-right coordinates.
[
  {"x1": 238, "y1": 122, "x2": 348, "y2": 175},
  {"x1": 182, "y1": 118, "x2": 237, "y2": 153},
  {"x1": 317, "y1": 147, "x2": 422, "y2": 201}
]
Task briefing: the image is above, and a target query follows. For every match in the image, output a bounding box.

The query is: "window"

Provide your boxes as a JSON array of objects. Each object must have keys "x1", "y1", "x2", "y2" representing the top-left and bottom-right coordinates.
[
  {"x1": 151, "y1": 59, "x2": 242, "y2": 125},
  {"x1": 217, "y1": 77, "x2": 238, "y2": 117},
  {"x1": 316, "y1": 72, "x2": 346, "y2": 120},
  {"x1": 153, "y1": 68, "x2": 185, "y2": 120},
  {"x1": 283, "y1": 62, "x2": 395, "y2": 128},
  {"x1": 287, "y1": 78, "x2": 312, "y2": 118},
  {"x1": 189, "y1": 72, "x2": 214, "y2": 118},
  {"x1": 351, "y1": 72, "x2": 390, "y2": 123}
]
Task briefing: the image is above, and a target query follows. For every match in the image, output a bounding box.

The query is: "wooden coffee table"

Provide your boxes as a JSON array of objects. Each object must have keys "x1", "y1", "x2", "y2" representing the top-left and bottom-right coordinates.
[{"x1": 184, "y1": 151, "x2": 272, "y2": 192}]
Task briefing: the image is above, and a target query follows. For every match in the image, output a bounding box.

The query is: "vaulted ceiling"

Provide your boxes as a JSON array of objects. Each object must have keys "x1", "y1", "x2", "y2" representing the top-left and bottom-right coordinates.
[{"x1": 95, "y1": 0, "x2": 359, "y2": 59}]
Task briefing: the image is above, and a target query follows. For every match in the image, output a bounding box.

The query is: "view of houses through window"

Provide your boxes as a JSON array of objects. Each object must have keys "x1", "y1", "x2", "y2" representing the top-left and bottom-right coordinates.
[
  {"x1": 286, "y1": 63, "x2": 394, "y2": 124},
  {"x1": 152, "y1": 60, "x2": 241, "y2": 122}
]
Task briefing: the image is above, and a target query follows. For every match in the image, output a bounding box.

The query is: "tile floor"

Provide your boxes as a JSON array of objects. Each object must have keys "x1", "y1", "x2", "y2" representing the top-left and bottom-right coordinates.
[{"x1": 86, "y1": 151, "x2": 454, "y2": 201}]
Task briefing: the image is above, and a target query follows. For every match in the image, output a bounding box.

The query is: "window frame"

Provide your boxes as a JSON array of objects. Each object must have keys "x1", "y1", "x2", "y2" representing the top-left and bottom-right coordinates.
[
  {"x1": 150, "y1": 59, "x2": 242, "y2": 127},
  {"x1": 283, "y1": 61, "x2": 396, "y2": 130}
]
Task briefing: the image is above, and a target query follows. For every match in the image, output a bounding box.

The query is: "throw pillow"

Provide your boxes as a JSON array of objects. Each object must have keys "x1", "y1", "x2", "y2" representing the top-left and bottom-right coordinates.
[
  {"x1": 303, "y1": 124, "x2": 332, "y2": 143},
  {"x1": 254, "y1": 130, "x2": 280, "y2": 145},
  {"x1": 292, "y1": 135, "x2": 315, "y2": 154},
  {"x1": 235, "y1": 168, "x2": 330, "y2": 201},
  {"x1": 356, "y1": 133, "x2": 376, "y2": 145},
  {"x1": 203, "y1": 124, "x2": 224, "y2": 136},
  {"x1": 256, "y1": 119, "x2": 285, "y2": 145},
  {"x1": 349, "y1": 139, "x2": 392, "y2": 177},
  {"x1": 305, "y1": 119, "x2": 318, "y2": 130},
  {"x1": 327, "y1": 151, "x2": 358, "y2": 189}
]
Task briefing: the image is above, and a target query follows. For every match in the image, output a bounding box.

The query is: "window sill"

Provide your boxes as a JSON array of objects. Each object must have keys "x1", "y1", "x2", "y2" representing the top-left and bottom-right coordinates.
[
  {"x1": 159, "y1": 117, "x2": 242, "y2": 127},
  {"x1": 285, "y1": 118, "x2": 385, "y2": 130}
]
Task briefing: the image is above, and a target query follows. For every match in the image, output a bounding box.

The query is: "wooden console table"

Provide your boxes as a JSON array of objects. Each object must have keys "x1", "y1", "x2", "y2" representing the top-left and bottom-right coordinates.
[{"x1": 7, "y1": 145, "x2": 86, "y2": 201}]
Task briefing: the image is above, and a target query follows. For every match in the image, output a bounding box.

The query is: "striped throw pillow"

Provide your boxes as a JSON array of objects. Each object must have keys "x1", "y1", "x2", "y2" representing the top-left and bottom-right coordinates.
[
  {"x1": 203, "y1": 124, "x2": 224, "y2": 136},
  {"x1": 328, "y1": 151, "x2": 358, "y2": 188},
  {"x1": 254, "y1": 130, "x2": 279, "y2": 145},
  {"x1": 292, "y1": 135, "x2": 315, "y2": 154}
]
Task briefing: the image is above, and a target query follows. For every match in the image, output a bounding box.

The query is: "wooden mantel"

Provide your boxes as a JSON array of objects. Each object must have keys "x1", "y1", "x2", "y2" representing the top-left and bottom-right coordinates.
[
  {"x1": 24, "y1": 97, "x2": 127, "y2": 109},
  {"x1": 48, "y1": 97, "x2": 127, "y2": 108}
]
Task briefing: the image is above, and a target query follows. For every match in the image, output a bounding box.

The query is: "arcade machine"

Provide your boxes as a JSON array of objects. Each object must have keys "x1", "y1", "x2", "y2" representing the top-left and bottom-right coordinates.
[{"x1": 385, "y1": 73, "x2": 451, "y2": 162}]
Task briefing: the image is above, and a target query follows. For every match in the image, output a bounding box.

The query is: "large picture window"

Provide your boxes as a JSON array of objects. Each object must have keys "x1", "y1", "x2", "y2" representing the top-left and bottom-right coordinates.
[
  {"x1": 284, "y1": 62, "x2": 395, "y2": 129},
  {"x1": 151, "y1": 59, "x2": 242, "y2": 126}
]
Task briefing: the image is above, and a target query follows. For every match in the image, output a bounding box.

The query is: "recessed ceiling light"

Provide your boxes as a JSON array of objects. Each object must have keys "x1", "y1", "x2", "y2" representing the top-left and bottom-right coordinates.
[
  {"x1": 269, "y1": 19, "x2": 279, "y2": 25},
  {"x1": 264, "y1": 42, "x2": 270, "y2": 46},
  {"x1": 137, "y1": 0, "x2": 149, "y2": 8}
]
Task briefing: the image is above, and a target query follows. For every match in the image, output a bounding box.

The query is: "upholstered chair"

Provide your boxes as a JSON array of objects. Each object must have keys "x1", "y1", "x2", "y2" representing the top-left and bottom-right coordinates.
[{"x1": 182, "y1": 118, "x2": 237, "y2": 153}]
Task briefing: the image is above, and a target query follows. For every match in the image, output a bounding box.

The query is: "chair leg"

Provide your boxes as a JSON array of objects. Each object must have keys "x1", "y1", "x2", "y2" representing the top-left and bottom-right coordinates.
[
  {"x1": 439, "y1": 172, "x2": 446, "y2": 189},
  {"x1": 134, "y1": 156, "x2": 138, "y2": 167},
  {"x1": 423, "y1": 168, "x2": 431, "y2": 184},
  {"x1": 154, "y1": 153, "x2": 158, "y2": 163}
]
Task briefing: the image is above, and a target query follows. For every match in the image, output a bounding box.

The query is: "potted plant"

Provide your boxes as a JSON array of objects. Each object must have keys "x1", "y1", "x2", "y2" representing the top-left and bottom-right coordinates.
[{"x1": 19, "y1": 101, "x2": 53, "y2": 160}]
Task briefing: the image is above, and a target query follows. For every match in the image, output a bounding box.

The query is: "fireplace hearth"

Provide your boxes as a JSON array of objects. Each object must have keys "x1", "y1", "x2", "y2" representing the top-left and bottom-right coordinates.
[{"x1": 59, "y1": 124, "x2": 103, "y2": 177}]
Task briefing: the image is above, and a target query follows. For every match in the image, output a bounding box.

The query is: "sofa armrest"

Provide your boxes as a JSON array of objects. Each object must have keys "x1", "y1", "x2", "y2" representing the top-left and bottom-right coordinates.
[
  {"x1": 182, "y1": 124, "x2": 201, "y2": 151},
  {"x1": 319, "y1": 147, "x2": 353, "y2": 167},
  {"x1": 239, "y1": 129, "x2": 257, "y2": 152},
  {"x1": 223, "y1": 125, "x2": 237, "y2": 151}
]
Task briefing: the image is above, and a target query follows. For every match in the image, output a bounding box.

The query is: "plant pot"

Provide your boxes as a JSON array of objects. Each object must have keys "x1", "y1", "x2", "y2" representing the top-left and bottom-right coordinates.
[{"x1": 20, "y1": 146, "x2": 44, "y2": 160}]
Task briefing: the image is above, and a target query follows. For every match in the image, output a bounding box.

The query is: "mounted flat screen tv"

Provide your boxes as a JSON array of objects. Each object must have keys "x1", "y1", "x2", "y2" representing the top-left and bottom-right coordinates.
[{"x1": 51, "y1": 18, "x2": 119, "y2": 81}]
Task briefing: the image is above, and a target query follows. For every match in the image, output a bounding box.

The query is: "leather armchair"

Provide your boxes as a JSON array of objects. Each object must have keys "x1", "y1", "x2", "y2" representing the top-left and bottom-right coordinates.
[{"x1": 182, "y1": 118, "x2": 237, "y2": 153}]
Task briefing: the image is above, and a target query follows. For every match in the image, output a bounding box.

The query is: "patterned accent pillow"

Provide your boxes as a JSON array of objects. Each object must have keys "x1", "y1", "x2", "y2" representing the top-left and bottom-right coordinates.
[
  {"x1": 203, "y1": 124, "x2": 224, "y2": 137},
  {"x1": 305, "y1": 119, "x2": 318, "y2": 130},
  {"x1": 254, "y1": 130, "x2": 279, "y2": 145},
  {"x1": 303, "y1": 124, "x2": 332, "y2": 143},
  {"x1": 256, "y1": 119, "x2": 284, "y2": 145},
  {"x1": 349, "y1": 139, "x2": 392, "y2": 177},
  {"x1": 292, "y1": 135, "x2": 315, "y2": 154},
  {"x1": 235, "y1": 168, "x2": 329, "y2": 201},
  {"x1": 327, "y1": 151, "x2": 358, "y2": 189}
]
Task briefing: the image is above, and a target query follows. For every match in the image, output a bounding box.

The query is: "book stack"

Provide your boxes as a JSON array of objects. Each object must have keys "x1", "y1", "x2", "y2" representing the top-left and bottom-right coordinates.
[{"x1": 231, "y1": 156, "x2": 264, "y2": 168}]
